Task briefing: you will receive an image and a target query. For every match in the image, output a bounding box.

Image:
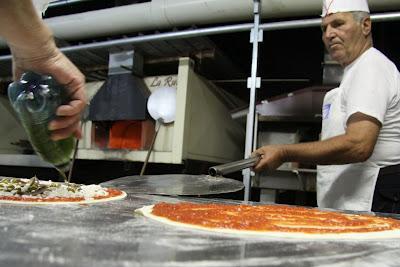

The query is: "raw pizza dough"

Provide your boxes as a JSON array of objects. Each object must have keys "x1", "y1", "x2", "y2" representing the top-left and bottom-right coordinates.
[
  {"x1": 136, "y1": 203, "x2": 400, "y2": 240},
  {"x1": 0, "y1": 177, "x2": 126, "y2": 205}
]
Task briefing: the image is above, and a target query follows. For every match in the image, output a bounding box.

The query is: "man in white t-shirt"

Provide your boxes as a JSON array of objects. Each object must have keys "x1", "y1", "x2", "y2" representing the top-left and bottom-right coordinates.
[{"x1": 253, "y1": 0, "x2": 400, "y2": 213}]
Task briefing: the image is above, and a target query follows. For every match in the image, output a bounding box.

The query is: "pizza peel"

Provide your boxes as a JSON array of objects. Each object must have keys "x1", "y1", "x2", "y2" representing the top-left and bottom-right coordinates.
[
  {"x1": 140, "y1": 86, "x2": 176, "y2": 176},
  {"x1": 100, "y1": 174, "x2": 244, "y2": 196},
  {"x1": 101, "y1": 157, "x2": 261, "y2": 195}
]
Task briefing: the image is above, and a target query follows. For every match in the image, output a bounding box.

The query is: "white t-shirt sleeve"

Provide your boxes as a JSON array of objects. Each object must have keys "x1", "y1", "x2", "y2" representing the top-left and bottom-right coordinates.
[
  {"x1": 32, "y1": 0, "x2": 50, "y2": 16},
  {"x1": 342, "y1": 59, "x2": 392, "y2": 125}
]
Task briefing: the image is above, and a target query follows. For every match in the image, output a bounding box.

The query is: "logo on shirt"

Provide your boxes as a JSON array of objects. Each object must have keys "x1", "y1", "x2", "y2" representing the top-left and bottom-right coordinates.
[{"x1": 322, "y1": 104, "x2": 331, "y2": 119}]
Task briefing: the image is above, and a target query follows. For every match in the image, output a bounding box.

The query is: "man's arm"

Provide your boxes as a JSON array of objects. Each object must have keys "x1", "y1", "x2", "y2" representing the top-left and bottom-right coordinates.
[
  {"x1": 0, "y1": 0, "x2": 52, "y2": 54},
  {"x1": 0, "y1": 0, "x2": 87, "y2": 140},
  {"x1": 253, "y1": 112, "x2": 381, "y2": 172}
]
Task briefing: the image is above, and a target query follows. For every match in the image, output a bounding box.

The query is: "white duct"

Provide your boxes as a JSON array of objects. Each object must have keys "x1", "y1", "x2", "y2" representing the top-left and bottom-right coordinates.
[{"x1": 1, "y1": 0, "x2": 400, "y2": 47}]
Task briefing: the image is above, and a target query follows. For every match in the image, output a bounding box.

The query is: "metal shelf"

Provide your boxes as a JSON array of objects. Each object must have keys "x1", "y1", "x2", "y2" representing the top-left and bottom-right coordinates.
[
  {"x1": 0, "y1": 154, "x2": 51, "y2": 168},
  {"x1": 258, "y1": 115, "x2": 321, "y2": 123},
  {"x1": 256, "y1": 168, "x2": 316, "y2": 192}
]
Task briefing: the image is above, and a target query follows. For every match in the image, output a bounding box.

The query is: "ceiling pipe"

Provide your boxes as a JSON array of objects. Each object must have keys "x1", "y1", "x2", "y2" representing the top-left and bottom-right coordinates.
[
  {"x1": 1, "y1": 0, "x2": 400, "y2": 48},
  {"x1": 1, "y1": 11, "x2": 400, "y2": 62},
  {"x1": 36, "y1": 0, "x2": 400, "y2": 40},
  {"x1": 48, "y1": 0, "x2": 92, "y2": 8}
]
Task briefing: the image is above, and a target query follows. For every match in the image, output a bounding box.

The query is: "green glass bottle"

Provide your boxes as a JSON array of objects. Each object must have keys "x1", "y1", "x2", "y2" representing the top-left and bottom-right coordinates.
[{"x1": 8, "y1": 72, "x2": 74, "y2": 175}]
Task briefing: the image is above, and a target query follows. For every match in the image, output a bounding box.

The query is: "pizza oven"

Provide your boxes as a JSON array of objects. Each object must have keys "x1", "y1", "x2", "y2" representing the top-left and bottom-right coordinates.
[{"x1": 88, "y1": 50, "x2": 150, "y2": 121}]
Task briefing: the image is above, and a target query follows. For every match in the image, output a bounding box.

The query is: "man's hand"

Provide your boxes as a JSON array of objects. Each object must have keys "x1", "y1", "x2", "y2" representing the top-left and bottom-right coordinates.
[
  {"x1": 252, "y1": 145, "x2": 286, "y2": 172},
  {"x1": 10, "y1": 38, "x2": 87, "y2": 141}
]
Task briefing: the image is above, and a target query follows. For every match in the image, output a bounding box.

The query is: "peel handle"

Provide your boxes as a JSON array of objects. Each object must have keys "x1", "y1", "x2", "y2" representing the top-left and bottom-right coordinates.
[{"x1": 209, "y1": 155, "x2": 260, "y2": 177}]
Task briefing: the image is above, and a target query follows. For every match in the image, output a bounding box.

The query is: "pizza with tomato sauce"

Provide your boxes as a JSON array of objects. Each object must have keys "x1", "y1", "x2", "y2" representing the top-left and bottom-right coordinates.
[
  {"x1": 0, "y1": 176, "x2": 126, "y2": 204},
  {"x1": 136, "y1": 202, "x2": 400, "y2": 239}
]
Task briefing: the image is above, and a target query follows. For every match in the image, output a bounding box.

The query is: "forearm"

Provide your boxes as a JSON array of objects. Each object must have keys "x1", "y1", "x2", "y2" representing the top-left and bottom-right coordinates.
[
  {"x1": 0, "y1": 0, "x2": 53, "y2": 51},
  {"x1": 254, "y1": 112, "x2": 380, "y2": 172},
  {"x1": 281, "y1": 134, "x2": 371, "y2": 165}
]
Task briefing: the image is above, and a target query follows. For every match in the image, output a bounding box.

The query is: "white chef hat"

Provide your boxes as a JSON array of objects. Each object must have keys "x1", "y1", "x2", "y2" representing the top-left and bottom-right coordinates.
[{"x1": 322, "y1": 0, "x2": 370, "y2": 17}]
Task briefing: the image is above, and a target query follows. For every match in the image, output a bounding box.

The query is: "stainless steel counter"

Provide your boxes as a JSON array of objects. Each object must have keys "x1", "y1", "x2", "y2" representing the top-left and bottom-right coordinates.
[{"x1": 1, "y1": 193, "x2": 400, "y2": 267}]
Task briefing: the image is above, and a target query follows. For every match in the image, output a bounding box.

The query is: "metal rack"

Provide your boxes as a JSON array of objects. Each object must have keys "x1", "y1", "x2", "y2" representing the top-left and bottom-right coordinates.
[{"x1": 243, "y1": 0, "x2": 262, "y2": 202}]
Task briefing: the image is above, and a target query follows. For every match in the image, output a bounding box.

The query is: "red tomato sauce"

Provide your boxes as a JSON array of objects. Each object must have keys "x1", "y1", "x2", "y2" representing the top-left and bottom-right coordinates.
[{"x1": 152, "y1": 202, "x2": 400, "y2": 233}]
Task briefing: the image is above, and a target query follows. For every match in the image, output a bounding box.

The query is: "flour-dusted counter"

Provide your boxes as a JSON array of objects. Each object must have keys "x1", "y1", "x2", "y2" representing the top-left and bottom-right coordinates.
[{"x1": 1, "y1": 193, "x2": 400, "y2": 267}]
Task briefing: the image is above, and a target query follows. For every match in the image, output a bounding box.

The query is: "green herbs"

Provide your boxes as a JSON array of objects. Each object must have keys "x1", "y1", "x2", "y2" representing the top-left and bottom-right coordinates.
[
  {"x1": 0, "y1": 177, "x2": 82, "y2": 196},
  {"x1": 0, "y1": 177, "x2": 42, "y2": 195},
  {"x1": 65, "y1": 183, "x2": 81, "y2": 193}
]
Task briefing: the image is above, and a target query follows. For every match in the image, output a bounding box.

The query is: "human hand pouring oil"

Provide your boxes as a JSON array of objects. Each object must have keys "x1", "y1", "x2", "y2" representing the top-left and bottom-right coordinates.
[{"x1": 8, "y1": 72, "x2": 74, "y2": 182}]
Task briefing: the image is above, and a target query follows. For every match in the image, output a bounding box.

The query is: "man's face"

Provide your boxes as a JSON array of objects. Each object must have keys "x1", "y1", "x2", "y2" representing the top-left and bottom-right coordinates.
[{"x1": 321, "y1": 12, "x2": 370, "y2": 66}]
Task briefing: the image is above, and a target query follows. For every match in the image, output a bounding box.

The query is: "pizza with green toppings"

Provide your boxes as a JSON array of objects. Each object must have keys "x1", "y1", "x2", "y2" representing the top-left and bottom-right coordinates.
[{"x1": 0, "y1": 176, "x2": 126, "y2": 204}]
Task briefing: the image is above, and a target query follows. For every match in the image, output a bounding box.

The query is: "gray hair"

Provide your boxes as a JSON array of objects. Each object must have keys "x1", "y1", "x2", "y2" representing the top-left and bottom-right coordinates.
[{"x1": 352, "y1": 11, "x2": 370, "y2": 23}]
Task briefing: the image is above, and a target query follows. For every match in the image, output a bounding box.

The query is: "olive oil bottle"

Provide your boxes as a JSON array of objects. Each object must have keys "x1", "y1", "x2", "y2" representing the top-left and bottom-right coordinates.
[{"x1": 8, "y1": 72, "x2": 74, "y2": 178}]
